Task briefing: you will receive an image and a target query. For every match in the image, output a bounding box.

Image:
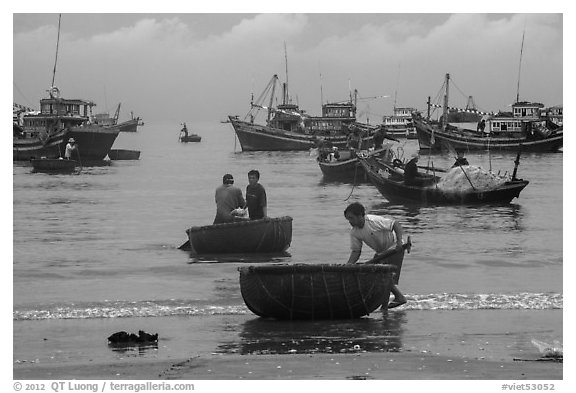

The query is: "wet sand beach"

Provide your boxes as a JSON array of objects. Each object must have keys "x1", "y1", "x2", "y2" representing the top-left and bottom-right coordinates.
[{"x1": 13, "y1": 309, "x2": 562, "y2": 380}]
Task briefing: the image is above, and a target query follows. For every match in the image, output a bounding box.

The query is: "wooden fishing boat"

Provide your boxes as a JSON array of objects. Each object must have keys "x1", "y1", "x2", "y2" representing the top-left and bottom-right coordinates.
[
  {"x1": 317, "y1": 146, "x2": 393, "y2": 180},
  {"x1": 179, "y1": 123, "x2": 202, "y2": 142},
  {"x1": 108, "y1": 149, "x2": 141, "y2": 160},
  {"x1": 229, "y1": 69, "x2": 375, "y2": 151},
  {"x1": 358, "y1": 154, "x2": 529, "y2": 205},
  {"x1": 180, "y1": 216, "x2": 293, "y2": 254},
  {"x1": 413, "y1": 73, "x2": 562, "y2": 153},
  {"x1": 30, "y1": 158, "x2": 79, "y2": 173},
  {"x1": 238, "y1": 263, "x2": 397, "y2": 320},
  {"x1": 14, "y1": 16, "x2": 124, "y2": 162}
]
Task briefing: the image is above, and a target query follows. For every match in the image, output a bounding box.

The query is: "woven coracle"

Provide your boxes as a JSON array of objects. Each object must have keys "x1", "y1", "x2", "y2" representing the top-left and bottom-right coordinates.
[{"x1": 239, "y1": 263, "x2": 396, "y2": 320}]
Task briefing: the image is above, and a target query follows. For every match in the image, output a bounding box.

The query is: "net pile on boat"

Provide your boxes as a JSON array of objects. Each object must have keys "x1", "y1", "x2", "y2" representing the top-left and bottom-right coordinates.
[{"x1": 436, "y1": 165, "x2": 510, "y2": 193}]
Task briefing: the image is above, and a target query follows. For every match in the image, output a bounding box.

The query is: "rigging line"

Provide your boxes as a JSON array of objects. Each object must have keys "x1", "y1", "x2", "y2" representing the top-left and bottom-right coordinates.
[
  {"x1": 51, "y1": 14, "x2": 62, "y2": 88},
  {"x1": 13, "y1": 82, "x2": 35, "y2": 109}
]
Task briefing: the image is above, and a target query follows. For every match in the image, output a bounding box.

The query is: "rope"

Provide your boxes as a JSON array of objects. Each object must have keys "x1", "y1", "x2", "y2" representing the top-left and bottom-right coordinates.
[{"x1": 344, "y1": 161, "x2": 359, "y2": 201}]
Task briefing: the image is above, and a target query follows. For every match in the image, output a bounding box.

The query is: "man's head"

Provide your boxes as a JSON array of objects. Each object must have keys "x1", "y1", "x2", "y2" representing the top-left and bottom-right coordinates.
[
  {"x1": 223, "y1": 174, "x2": 234, "y2": 185},
  {"x1": 248, "y1": 169, "x2": 260, "y2": 185},
  {"x1": 344, "y1": 202, "x2": 366, "y2": 228}
]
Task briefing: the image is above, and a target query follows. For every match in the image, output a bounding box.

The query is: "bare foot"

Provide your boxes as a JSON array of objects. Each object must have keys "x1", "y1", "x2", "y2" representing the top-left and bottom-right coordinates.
[{"x1": 387, "y1": 299, "x2": 407, "y2": 309}]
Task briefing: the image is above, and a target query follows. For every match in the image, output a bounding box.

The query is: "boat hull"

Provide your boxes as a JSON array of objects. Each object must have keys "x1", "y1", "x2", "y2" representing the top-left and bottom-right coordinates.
[
  {"x1": 180, "y1": 135, "x2": 202, "y2": 143},
  {"x1": 30, "y1": 158, "x2": 78, "y2": 172},
  {"x1": 413, "y1": 116, "x2": 563, "y2": 152},
  {"x1": 359, "y1": 156, "x2": 529, "y2": 205},
  {"x1": 318, "y1": 148, "x2": 392, "y2": 181},
  {"x1": 229, "y1": 117, "x2": 372, "y2": 152},
  {"x1": 239, "y1": 263, "x2": 396, "y2": 320},
  {"x1": 13, "y1": 129, "x2": 68, "y2": 161},
  {"x1": 186, "y1": 216, "x2": 293, "y2": 254},
  {"x1": 108, "y1": 149, "x2": 141, "y2": 160},
  {"x1": 61, "y1": 125, "x2": 121, "y2": 161}
]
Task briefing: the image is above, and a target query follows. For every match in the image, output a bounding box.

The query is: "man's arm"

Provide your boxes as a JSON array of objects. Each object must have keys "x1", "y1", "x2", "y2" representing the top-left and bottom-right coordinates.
[
  {"x1": 392, "y1": 220, "x2": 404, "y2": 251},
  {"x1": 346, "y1": 250, "x2": 361, "y2": 264}
]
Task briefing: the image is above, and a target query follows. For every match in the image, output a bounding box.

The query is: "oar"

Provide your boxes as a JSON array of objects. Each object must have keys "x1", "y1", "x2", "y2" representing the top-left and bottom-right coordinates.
[
  {"x1": 178, "y1": 239, "x2": 191, "y2": 251},
  {"x1": 418, "y1": 165, "x2": 448, "y2": 173},
  {"x1": 365, "y1": 236, "x2": 412, "y2": 264}
]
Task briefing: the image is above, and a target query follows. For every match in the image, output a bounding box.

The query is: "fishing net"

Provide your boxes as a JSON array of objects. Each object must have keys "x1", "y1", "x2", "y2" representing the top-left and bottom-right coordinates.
[{"x1": 436, "y1": 165, "x2": 511, "y2": 193}]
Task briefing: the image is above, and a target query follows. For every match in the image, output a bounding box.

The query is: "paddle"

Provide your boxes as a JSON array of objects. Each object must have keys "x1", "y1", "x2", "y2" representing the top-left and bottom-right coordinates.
[
  {"x1": 178, "y1": 239, "x2": 191, "y2": 251},
  {"x1": 365, "y1": 236, "x2": 412, "y2": 264}
]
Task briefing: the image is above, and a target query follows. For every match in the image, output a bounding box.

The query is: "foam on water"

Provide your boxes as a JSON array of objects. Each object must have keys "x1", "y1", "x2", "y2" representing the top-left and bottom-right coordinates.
[{"x1": 13, "y1": 292, "x2": 562, "y2": 320}]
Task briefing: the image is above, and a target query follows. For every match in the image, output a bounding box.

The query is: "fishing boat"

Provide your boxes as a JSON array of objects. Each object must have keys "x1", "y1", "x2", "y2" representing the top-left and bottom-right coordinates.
[
  {"x1": 180, "y1": 216, "x2": 293, "y2": 254},
  {"x1": 30, "y1": 157, "x2": 79, "y2": 173},
  {"x1": 414, "y1": 73, "x2": 562, "y2": 153},
  {"x1": 14, "y1": 15, "x2": 123, "y2": 162},
  {"x1": 179, "y1": 123, "x2": 202, "y2": 143},
  {"x1": 108, "y1": 149, "x2": 141, "y2": 160},
  {"x1": 358, "y1": 153, "x2": 529, "y2": 205},
  {"x1": 229, "y1": 52, "x2": 376, "y2": 151},
  {"x1": 317, "y1": 145, "x2": 393, "y2": 181}
]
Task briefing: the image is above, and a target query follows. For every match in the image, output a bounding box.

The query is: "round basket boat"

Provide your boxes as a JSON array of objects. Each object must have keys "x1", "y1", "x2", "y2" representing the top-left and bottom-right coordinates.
[
  {"x1": 186, "y1": 216, "x2": 292, "y2": 254},
  {"x1": 238, "y1": 263, "x2": 397, "y2": 320}
]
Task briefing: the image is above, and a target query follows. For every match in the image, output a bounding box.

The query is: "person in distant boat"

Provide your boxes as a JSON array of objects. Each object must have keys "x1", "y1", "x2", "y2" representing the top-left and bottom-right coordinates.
[
  {"x1": 316, "y1": 138, "x2": 334, "y2": 161},
  {"x1": 373, "y1": 126, "x2": 386, "y2": 149},
  {"x1": 64, "y1": 138, "x2": 77, "y2": 160},
  {"x1": 477, "y1": 119, "x2": 486, "y2": 133},
  {"x1": 403, "y1": 153, "x2": 419, "y2": 185},
  {"x1": 245, "y1": 169, "x2": 267, "y2": 220},
  {"x1": 452, "y1": 150, "x2": 470, "y2": 168},
  {"x1": 344, "y1": 202, "x2": 407, "y2": 309},
  {"x1": 213, "y1": 174, "x2": 247, "y2": 224},
  {"x1": 181, "y1": 123, "x2": 189, "y2": 139}
]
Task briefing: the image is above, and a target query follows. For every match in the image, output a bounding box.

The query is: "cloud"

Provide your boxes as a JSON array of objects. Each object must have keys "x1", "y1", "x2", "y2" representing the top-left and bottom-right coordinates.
[{"x1": 13, "y1": 13, "x2": 562, "y2": 123}]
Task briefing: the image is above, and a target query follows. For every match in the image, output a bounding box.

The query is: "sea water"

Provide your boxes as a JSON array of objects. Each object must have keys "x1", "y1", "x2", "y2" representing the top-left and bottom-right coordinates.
[{"x1": 12, "y1": 121, "x2": 562, "y2": 364}]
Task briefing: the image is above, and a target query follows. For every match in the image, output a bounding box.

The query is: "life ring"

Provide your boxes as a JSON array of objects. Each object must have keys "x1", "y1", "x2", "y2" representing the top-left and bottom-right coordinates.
[{"x1": 392, "y1": 158, "x2": 403, "y2": 168}]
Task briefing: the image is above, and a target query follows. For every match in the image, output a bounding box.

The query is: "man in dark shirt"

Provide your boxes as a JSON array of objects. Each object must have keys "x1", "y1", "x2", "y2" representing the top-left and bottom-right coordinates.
[
  {"x1": 452, "y1": 150, "x2": 470, "y2": 168},
  {"x1": 214, "y1": 174, "x2": 246, "y2": 224},
  {"x1": 403, "y1": 154, "x2": 419, "y2": 185},
  {"x1": 245, "y1": 169, "x2": 267, "y2": 220}
]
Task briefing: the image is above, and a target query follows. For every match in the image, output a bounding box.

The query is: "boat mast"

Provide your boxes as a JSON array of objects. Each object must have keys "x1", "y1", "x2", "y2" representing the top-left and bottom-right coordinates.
[
  {"x1": 283, "y1": 42, "x2": 289, "y2": 105},
  {"x1": 515, "y1": 29, "x2": 525, "y2": 104},
  {"x1": 268, "y1": 75, "x2": 278, "y2": 122},
  {"x1": 51, "y1": 14, "x2": 62, "y2": 90},
  {"x1": 442, "y1": 73, "x2": 450, "y2": 129}
]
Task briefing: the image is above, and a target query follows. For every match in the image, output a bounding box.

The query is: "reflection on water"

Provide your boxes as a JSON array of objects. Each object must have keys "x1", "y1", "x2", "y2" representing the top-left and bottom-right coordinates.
[
  {"x1": 216, "y1": 312, "x2": 407, "y2": 355},
  {"x1": 187, "y1": 252, "x2": 292, "y2": 264},
  {"x1": 370, "y1": 201, "x2": 524, "y2": 233},
  {"x1": 107, "y1": 342, "x2": 159, "y2": 356}
]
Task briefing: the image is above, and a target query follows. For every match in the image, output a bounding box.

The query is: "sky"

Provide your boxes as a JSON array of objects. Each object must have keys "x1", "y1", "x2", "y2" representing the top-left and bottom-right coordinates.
[{"x1": 11, "y1": 8, "x2": 565, "y2": 125}]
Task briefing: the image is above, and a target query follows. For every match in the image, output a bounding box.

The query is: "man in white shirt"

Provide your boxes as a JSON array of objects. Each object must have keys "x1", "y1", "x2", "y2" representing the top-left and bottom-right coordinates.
[
  {"x1": 344, "y1": 202, "x2": 407, "y2": 309},
  {"x1": 64, "y1": 138, "x2": 77, "y2": 159}
]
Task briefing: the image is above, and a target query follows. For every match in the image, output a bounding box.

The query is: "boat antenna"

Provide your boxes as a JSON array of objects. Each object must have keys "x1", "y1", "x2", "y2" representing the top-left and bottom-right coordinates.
[
  {"x1": 51, "y1": 14, "x2": 62, "y2": 88},
  {"x1": 515, "y1": 27, "x2": 526, "y2": 104}
]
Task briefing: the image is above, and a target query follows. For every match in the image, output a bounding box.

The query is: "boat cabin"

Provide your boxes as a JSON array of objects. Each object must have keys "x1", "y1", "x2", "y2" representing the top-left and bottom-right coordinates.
[
  {"x1": 20, "y1": 88, "x2": 96, "y2": 137},
  {"x1": 488, "y1": 102, "x2": 545, "y2": 133},
  {"x1": 307, "y1": 102, "x2": 356, "y2": 135},
  {"x1": 383, "y1": 107, "x2": 416, "y2": 127},
  {"x1": 268, "y1": 103, "x2": 306, "y2": 132},
  {"x1": 512, "y1": 101, "x2": 544, "y2": 119}
]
